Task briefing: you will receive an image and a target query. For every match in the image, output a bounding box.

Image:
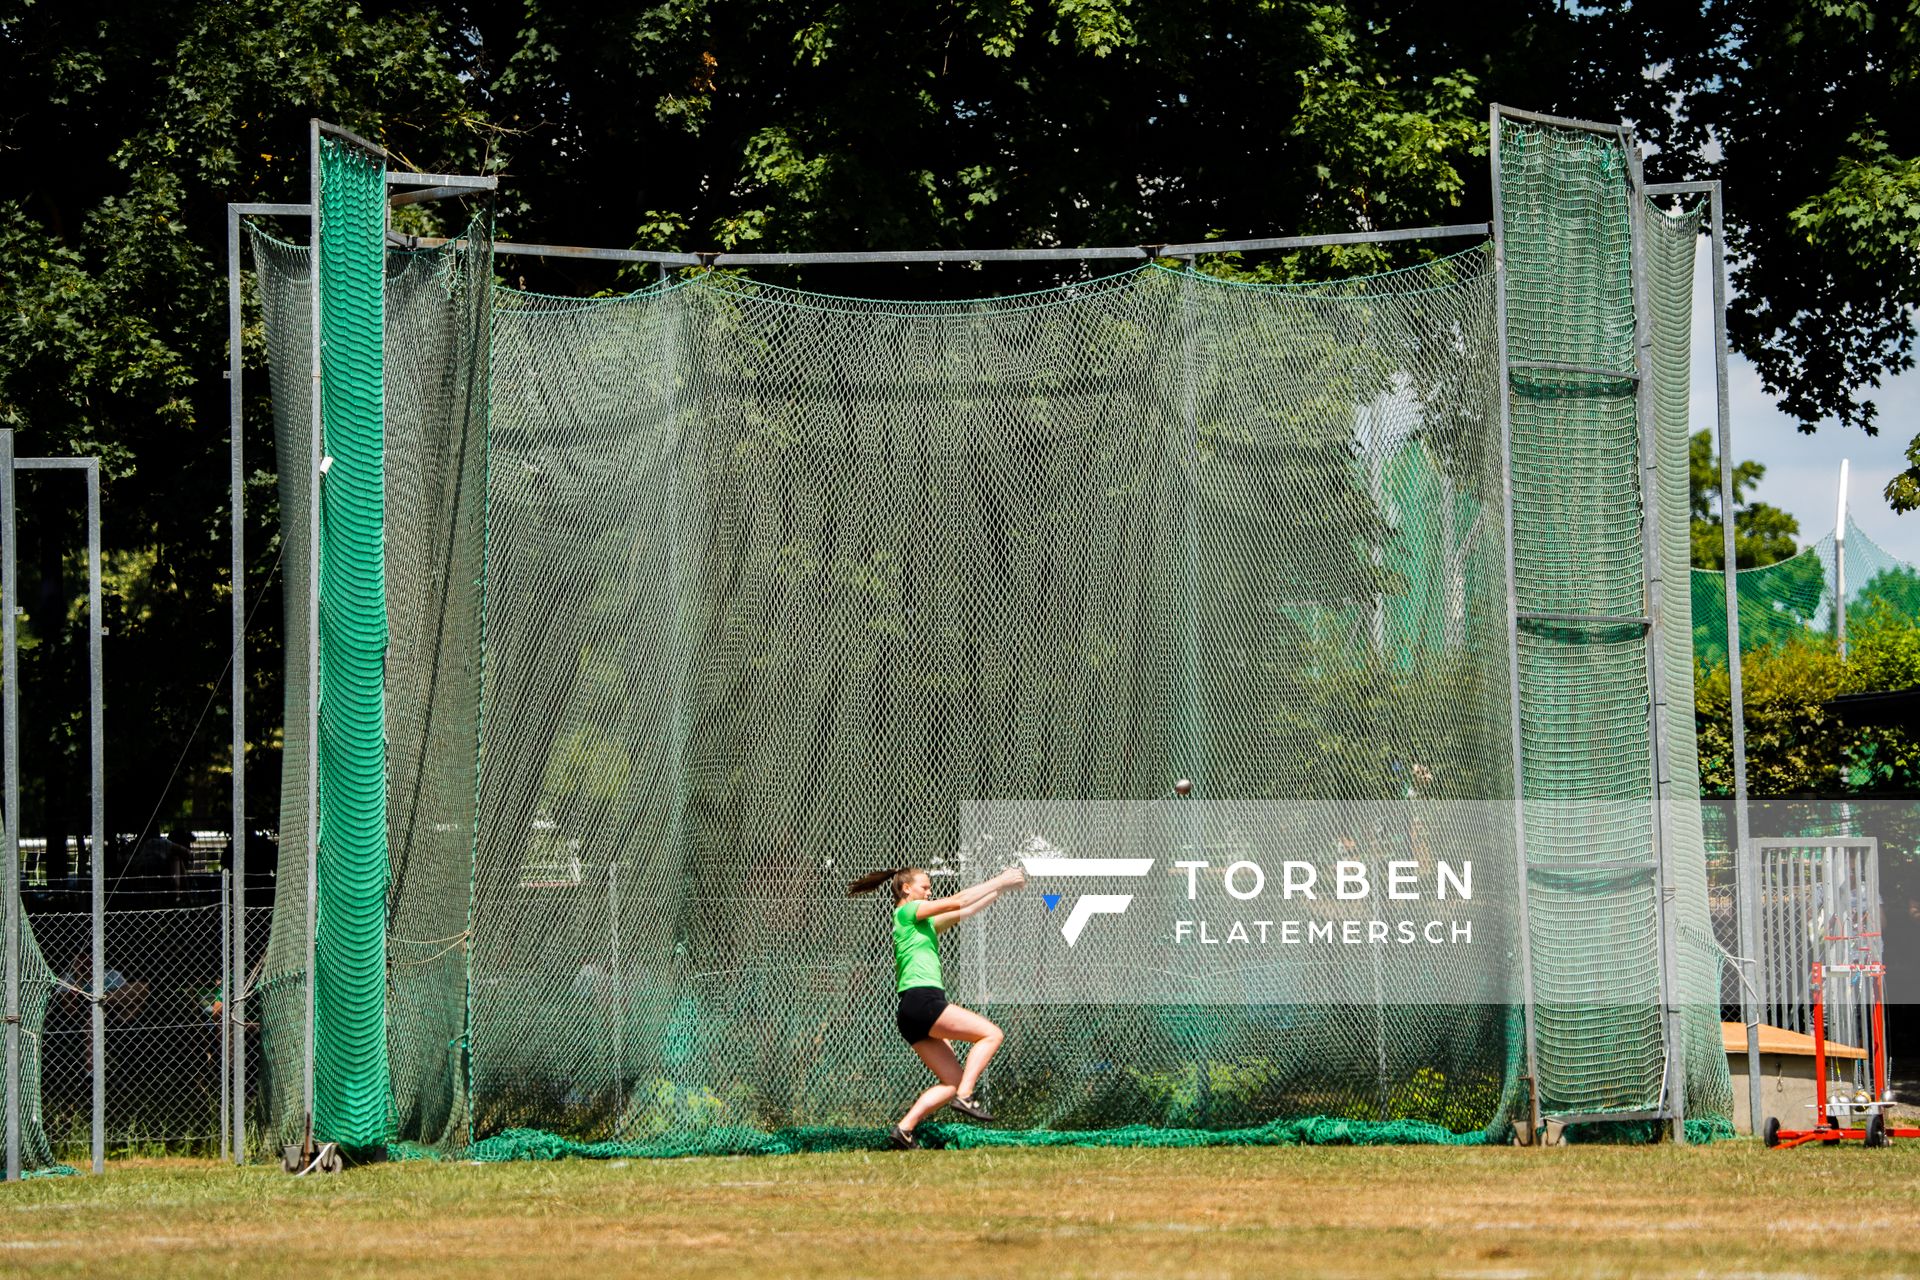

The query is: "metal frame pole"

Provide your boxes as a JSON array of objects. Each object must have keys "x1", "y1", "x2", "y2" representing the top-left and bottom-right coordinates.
[
  {"x1": 86, "y1": 461, "x2": 103, "y2": 1174},
  {"x1": 9, "y1": 457, "x2": 105, "y2": 1171},
  {"x1": 225, "y1": 203, "x2": 247, "y2": 1165},
  {"x1": 383, "y1": 222, "x2": 1491, "y2": 270},
  {"x1": 2, "y1": 428, "x2": 18, "y2": 1183},
  {"x1": 607, "y1": 862, "x2": 623, "y2": 1095},
  {"x1": 1626, "y1": 138, "x2": 1686, "y2": 1144},
  {"x1": 303, "y1": 119, "x2": 322, "y2": 1157},
  {"x1": 219, "y1": 866, "x2": 230, "y2": 1161},
  {"x1": 223, "y1": 200, "x2": 305, "y2": 1165},
  {"x1": 1701, "y1": 183, "x2": 1766, "y2": 1135},
  {"x1": 1488, "y1": 107, "x2": 1544, "y2": 1140}
]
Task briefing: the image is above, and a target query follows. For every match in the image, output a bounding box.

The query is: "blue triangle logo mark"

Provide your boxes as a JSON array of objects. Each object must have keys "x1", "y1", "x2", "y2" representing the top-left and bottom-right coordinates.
[{"x1": 1042, "y1": 894, "x2": 1061, "y2": 912}]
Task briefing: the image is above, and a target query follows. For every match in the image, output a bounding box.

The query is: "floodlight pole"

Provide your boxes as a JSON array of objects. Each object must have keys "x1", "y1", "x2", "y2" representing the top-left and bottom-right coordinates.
[
  {"x1": 1487, "y1": 106, "x2": 1544, "y2": 1143},
  {"x1": 1626, "y1": 140, "x2": 1687, "y2": 1145}
]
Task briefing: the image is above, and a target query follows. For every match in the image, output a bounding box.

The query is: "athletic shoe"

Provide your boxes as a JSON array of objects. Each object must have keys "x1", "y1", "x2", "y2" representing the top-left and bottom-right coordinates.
[
  {"x1": 951, "y1": 1095, "x2": 994, "y2": 1122},
  {"x1": 888, "y1": 1125, "x2": 920, "y2": 1150}
]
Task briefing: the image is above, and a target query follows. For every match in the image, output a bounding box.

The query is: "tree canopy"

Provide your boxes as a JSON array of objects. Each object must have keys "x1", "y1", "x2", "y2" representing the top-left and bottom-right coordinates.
[
  {"x1": 1688, "y1": 429, "x2": 1801, "y2": 571},
  {"x1": 2, "y1": 0, "x2": 1916, "y2": 850}
]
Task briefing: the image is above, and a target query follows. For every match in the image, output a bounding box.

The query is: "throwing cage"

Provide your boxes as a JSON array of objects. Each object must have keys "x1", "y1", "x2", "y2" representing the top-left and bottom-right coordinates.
[{"x1": 0, "y1": 106, "x2": 1765, "y2": 1175}]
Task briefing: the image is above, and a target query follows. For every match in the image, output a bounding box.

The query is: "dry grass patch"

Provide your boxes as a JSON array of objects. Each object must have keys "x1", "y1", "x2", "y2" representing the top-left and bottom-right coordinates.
[{"x1": 5, "y1": 1142, "x2": 1919, "y2": 1278}]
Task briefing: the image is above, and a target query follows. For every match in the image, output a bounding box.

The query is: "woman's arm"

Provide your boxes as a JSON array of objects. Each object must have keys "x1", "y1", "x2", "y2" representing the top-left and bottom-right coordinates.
[
  {"x1": 912, "y1": 864, "x2": 1026, "y2": 921},
  {"x1": 932, "y1": 887, "x2": 999, "y2": 933}
]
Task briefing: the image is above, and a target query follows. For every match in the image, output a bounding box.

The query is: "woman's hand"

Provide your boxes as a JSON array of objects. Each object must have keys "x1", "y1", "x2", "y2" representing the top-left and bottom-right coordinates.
[{"x1": 997, "y1": 864, "x2": 1028, "y2": 890}]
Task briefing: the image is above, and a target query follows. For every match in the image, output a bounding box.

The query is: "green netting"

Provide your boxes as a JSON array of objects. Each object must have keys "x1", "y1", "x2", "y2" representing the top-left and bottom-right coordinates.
[
  {"x1": 392, "y1": 1114, "x2": 1493, "y2": 1163},
  {"x1": 1500, "y1": 120, "x2": 1662, "y2": 1118},
  {"x1": 1, "y1": 815, "x2": 60, "y2": 1173},
  {"x1": 251, "y1": 226, "x2": 315, "y2": 1155},
  {"x1": 382, "y1": 214, "x2": 492, "y2": 1151},
  {"x1": 1693, "y1": 517, "x2": 1914, "y2": 666},
  {"x1": 1497, "y1": 119, "x2": 1730, "y2": 1126},
  {"x1": 457, "y1": 258, "x2": 1519, "y2": 1150},
  {"x1": 1645, "y1": 195, "x2": 1735, "y2": 1124},
  {"x1": 245, "y1": 115, "x2": 1741, "y2": 1159},
  {"x1": 250, "y1": 209, "x2": 493, "y2": 1154},
  {"x1": 314, "y1": 136, "x2": 392, "y2": 1148}
]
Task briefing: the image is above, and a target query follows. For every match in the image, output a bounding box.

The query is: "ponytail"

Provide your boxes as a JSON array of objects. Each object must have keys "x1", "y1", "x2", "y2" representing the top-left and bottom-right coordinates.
[
  {"x1": 846, "y1": 868, "x2": 901, "y2": 897},
  {"x1": 847, "y1": 867, "x2": 925, "y2": 902}
]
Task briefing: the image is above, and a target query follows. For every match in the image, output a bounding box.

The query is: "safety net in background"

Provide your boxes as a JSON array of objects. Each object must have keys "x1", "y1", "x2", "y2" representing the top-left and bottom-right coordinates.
[
  {"x1": 1692, "y1": 516, "x2": 1915, "y2": 667},
  {"x1": 242, "y1": 114, "x2": 1733, "y2": 1159}
]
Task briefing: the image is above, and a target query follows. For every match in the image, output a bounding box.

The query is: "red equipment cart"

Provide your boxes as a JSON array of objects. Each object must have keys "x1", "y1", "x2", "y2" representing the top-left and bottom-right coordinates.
[{"x1": 1764, "y1": 939, "x2": 1917, "y2": 1149}]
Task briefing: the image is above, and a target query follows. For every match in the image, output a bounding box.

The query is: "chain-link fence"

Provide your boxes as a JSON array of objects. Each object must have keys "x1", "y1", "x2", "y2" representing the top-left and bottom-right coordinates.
[{"x1": 25, "y1": 888, "x2": 273, "y2": 1161}]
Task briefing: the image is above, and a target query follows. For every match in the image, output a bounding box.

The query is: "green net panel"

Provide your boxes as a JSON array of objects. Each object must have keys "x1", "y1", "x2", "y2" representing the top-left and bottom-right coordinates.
[
  {"x1": 1497, "y1": 117, "x2": 1731, "y2": 1123},
  {"x1": 245, "y1": 114, "x2": 1736, "y2": 1157},
  {"x1": 251, "y1": 227, "x2": 315, "y2": 1156},
  {"x1": 1, "y1": 816, "x2": 62, "y2": 1174},
  {"x1": 464, "y1": 260, "x2": 1519, "y2": 1150},
  {"x1": 381, "y1": 216, "x2": 493, "y2": 1153},
  {"x1": 1500, "y1": 120, "x2": 1660, "y2": 1118},
  {"x1": 1693, "y1": 517, "x2": 1915, "y2": 667},
  {"x1": 1645, "y1": 195, "x2": 1734, "y2": 1124},
  {"x1": 249, "y1": 209, "x2": 493, "y2": 1153},
  {"x1": 314, "y1": 135, "x2": 392, "y2": 1149}
]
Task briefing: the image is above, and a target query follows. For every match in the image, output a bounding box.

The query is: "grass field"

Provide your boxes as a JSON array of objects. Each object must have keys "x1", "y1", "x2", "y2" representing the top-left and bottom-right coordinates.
[{"x1": 6, "y1": 1142, "x2": 1919, "y2": 1278}]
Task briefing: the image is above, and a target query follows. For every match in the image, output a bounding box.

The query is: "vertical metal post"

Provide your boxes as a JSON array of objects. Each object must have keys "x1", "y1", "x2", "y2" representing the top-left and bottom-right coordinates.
[
  {"x1": 1625, "y1": 138, "x2": 1685, "y2": 1143},
  {"x1": 1707, "y1": 184, "x2": 1764, "y2": 1135},
  {"x1": 1177, "y1": 256, "x2": 1202, "y2": 764},
  {"x1": 86, "y1": 460, "x2": 104, "y2": 1175},
  {"x1": 304, "y1": 119, "x2": 323, "y2": 1155},
  {"x1": 226, "y1": 204, "x2": 250, "y2": 1164},
  {"x1": 2, "y1": 428, "x2": 19, "y2": 1183},
  {"x1": 1488, "y1": 107, "x2": 1544, "y2": 1139},
  {"x1": 219, "y1": 867, "x2": 231, "y2": 1161},
  {"x1": 1175, "y1": 256, "x2": 1211, "y2": 1119},
  {"x1": 606, "y1": 862, "x2": 623, "y2": 1095},
  {"x1": 1835, "y1": 460, "x2": 1850, "y2": 659}
]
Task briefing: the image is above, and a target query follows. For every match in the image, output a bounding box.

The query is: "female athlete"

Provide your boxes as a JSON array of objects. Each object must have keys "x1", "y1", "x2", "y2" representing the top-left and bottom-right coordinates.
[{"x1": 847, "y1": 863, "x2": 1026, "y2": 1149}]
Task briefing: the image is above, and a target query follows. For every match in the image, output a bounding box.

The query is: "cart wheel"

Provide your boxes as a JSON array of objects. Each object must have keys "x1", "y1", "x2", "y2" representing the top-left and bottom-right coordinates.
[
  {"x1": 1762, "y1": 1116, "x2": 1781, "y2": 1149},
  {"x1": 1865, "y1": 1114, "x2": 1888, "y2": 1149},
  {"x1": 281, "y1": 1143, "x2": 305, "y2": 1174},
  {"x1": 317, "y1": 1142, "x2": 345, "y2": 1174}
]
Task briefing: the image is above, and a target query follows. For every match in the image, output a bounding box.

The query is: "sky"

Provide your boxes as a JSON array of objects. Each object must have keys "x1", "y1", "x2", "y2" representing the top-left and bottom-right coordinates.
[{"x1": 1687, "y1": 247, "x2": 1920, "y2": 565}]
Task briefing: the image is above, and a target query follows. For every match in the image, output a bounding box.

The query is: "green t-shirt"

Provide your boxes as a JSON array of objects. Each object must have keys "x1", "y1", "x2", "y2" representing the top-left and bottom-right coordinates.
[{"x1": 892, "y1": 901, "x2": 944, "y2": 993}]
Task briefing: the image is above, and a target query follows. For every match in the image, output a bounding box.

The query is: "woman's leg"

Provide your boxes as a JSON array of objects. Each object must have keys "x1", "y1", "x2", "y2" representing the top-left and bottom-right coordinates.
[
  {"x1": 899, "y1": 1038, "x2": 962, "y2": 1132},
  {"x1": 929, "y1": 1003, "x2": 1003, "y2": 1101}
]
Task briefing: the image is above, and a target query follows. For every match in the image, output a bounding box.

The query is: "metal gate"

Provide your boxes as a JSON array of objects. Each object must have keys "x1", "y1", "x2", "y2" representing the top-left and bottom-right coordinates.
[{"x1": 1747, "y1": 837, "x2": 1881, "y2": 1083}]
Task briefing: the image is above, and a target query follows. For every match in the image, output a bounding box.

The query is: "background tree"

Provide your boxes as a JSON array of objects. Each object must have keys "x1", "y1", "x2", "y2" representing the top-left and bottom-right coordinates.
[
  {"x1": 4, "y1": 0, "x2": 1918, "y2": 845},
  {"x1": 1687, "y1": 429, "x2": 1800, "y2": 570},
  {"x1": 0, "y1": 0, "x2": 484, "y2": 859}
]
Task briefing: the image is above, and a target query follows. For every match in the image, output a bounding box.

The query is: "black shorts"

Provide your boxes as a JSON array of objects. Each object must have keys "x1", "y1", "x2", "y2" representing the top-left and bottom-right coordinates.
[{"x1": 896, "y1": 986, "x2": 948, "y2": 1045}]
